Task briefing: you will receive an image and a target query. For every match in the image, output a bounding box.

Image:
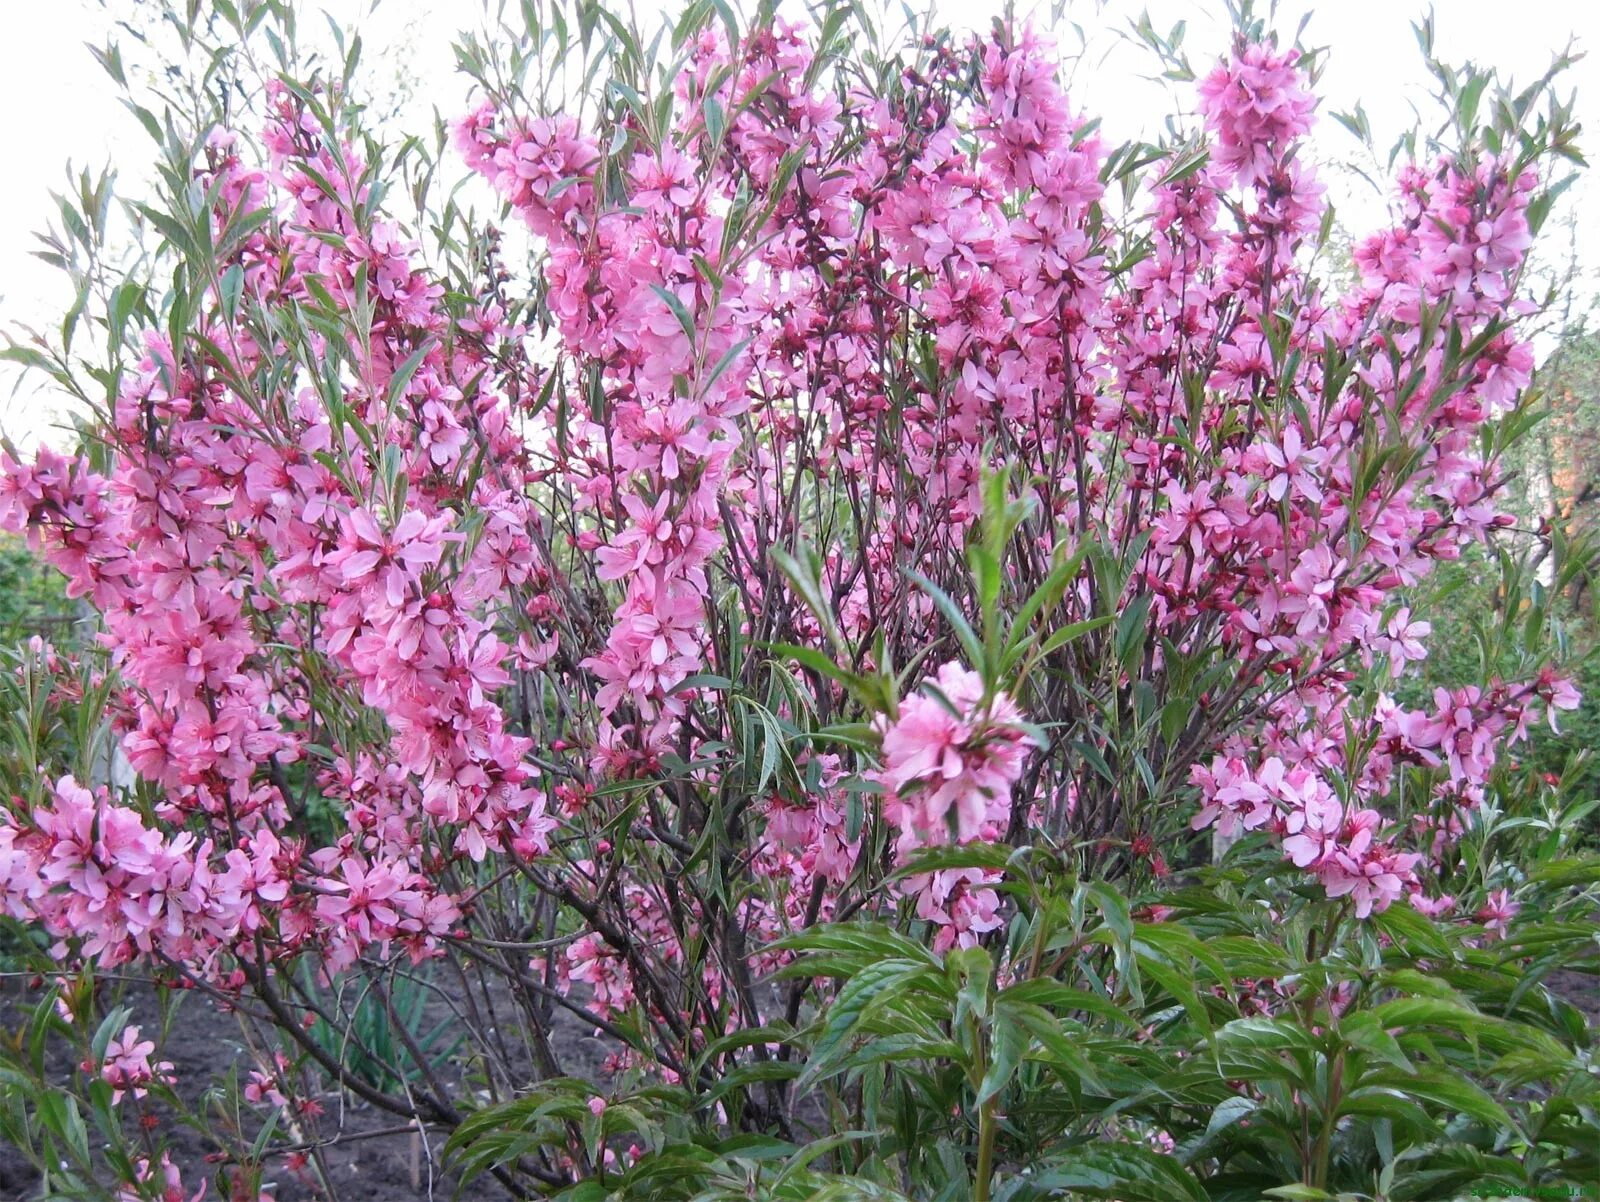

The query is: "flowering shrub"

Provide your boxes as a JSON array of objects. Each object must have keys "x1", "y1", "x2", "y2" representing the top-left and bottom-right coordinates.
[{"x1": 0, "y1": 1, "x2": 1594, "y2": 1199}]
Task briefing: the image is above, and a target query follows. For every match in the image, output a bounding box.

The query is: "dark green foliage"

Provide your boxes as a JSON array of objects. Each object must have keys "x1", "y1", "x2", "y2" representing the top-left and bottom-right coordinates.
[{"x1": 0, "y1": 534, "x2": 76, "y2": 648}]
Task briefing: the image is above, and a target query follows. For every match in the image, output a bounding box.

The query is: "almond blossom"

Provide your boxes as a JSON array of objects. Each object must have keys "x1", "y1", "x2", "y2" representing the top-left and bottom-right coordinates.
[{"x1": 0, "y1": 15, "x2": 1578, "y2": 1175}]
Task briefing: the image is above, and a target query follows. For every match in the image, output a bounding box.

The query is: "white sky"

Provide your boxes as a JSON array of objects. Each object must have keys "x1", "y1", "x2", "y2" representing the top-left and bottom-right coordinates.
[{"x1": 2, "y1": 0, "x2": 1596, "y2": 446}]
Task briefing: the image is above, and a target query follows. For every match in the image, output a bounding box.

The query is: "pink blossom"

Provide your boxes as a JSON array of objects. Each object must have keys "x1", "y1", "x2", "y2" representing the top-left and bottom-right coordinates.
[
  {"x1": 97, "y1": 1024, "x2": 175, "y2": 1104},
  {"x1": 875, "y1": 663, "x2": 1041, "y2": 852},
  {"x1": 1475, "y1": 888, "x2": 1519, "y2": 940}
]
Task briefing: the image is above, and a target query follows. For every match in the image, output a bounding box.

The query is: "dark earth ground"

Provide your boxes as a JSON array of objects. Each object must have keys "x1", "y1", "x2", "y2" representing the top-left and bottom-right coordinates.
[
  {"x1": 0, "y1": 971, "x2": 612, "y2": 1202},
  {"x1": 0, "y1": 968, "x2": 1595, "y2": 1201}
]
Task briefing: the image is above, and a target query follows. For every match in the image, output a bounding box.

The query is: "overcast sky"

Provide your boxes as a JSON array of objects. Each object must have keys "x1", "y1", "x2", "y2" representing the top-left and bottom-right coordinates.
[{"x1": 2, "y1": 0, "x2": 1595, "y2": 446}]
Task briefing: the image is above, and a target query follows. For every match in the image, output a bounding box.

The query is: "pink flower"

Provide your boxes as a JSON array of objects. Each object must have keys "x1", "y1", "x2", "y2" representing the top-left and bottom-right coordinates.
[
  {"x1": 1318, "y1": 842, "x2": 1420, "y2": 919},
  {"x1": 1282, "y1": 789, "x2": 1342, "y2": 868},
  {"x1": 115, "y1": 1153, "x2": 206, "y2": 1202},
  {"x1": 564, "y1": 934, "x2": 635, "y2": 1017},
  {"x1": 1378, "y1": 608, "x2": 1432, "y2": 676},
  {"x1": 1409, "y1": 891, "x2": 1456, "y2": 919},
  {"x1": 98, "y1": 1024, "x2": 175, "y2": 1104},
  {"x1": 327, "y1": 508, "x2": 452, "y2": 607},
  {"x1": 875, "y1": 663, "x2": 1041, "y2": 852},
  {"x1": 1197, "y1": 41, "x2": 1316, "y2": 186},
  {"x1": 1534, "y1": 668, "x2": 1581, "y2": 732},
  {"x1": 907, "y1": 867, "x2": 1006, "y2": 952},
  {"x1": 1475, "y1": 888, "x2": 1518, "y2": 940}
]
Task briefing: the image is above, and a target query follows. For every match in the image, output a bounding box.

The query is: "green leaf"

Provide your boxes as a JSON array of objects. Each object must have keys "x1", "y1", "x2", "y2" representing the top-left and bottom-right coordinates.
[
  {"x1": 1367, "y1": 996, "x2": 1491, "y2": 1036},
  {"x1": 771, "y1": 922, "x2": 939, "y2": 968},
  {"x1": 798, "y1": 959, "x2": 941, "y2": 1093},
  {"x1": 771, "y1": 543, "x2": 843, "y2": 651},
  {"x1": 0, "y1": 346, "x2": 56, "y2": 374},
  {"x1": 1038, "y1": 615, "x2": 1114, "y2": 657},
  {"x1": 703, "y1": 94, "x2": 725, "y2": 146},
  {"x1": 702, "y1": 335, "x2": 751, "y2": 393},
  {"x1": 999, "y1": 979, "x2": 1139, "y2": 1030},
  {"x1": 1213, "y1": 1016, "x2": 1318, "y2": 1055},
  {"x1": 1358, "y1": 1068, "x2": 1512, "y2": 1130},
  {"x1": 976, "y1": 1006, "x2": 1027, "y2": 1105},
  {"x1": 1340, "y1": 1013, "x2": 1416, "y2": 1074},
  {"x1": 1371, "y1": 901, "x2": 1454, "y2": 959},
  {"x1": 1085, "y1": 880, "x2": 1133, "y2": 945},
  {"x1": 892, "y1": 842, "x2": 1014, "y2": 880},
  {"x1": 650, "y1": 283, "x2": 696, "y2": 343},
  {"x1": 1000, "y1": 999, "x2": 1107, "y2": 1093},
  {"x1": 969, "y1": 544, "x2": 1002, "y2": 628},
  {"x1": 1115, "y1": 591, "x2": 1153, "y2": 668},
  {"x1": 1023, "y1": 1144, "x2": 1208, "y2": 1202},
  {"x1": 767, "y1": 642, "x2": 864, "y2": 691},
  {"x1": 1205, "y1": 1094, "x2": 1258, "y2": 1138},
  {"x1": 385, "y1": 340, "x2": 434, "y2": 412},
  {"x1": 906, "y1": 569, "x2": 985, "y2": 673}
]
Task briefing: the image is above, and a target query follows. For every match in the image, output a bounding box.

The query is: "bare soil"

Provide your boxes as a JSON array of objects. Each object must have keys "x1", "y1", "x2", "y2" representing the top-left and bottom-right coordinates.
[
  {"x1": 1548, "y1": 967, "x2": 1600, "y2": 1027},
  {"x1": 0, "y1": 972, "x2": 612, "y2": 1202}
]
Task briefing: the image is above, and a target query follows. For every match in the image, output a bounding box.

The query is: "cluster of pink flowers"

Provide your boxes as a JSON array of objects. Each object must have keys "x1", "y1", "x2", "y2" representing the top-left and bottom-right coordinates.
[
  {"x1": 1191, "y1": 666, "x2": 1578, "y2": 916},
  {"x1": 114, "y1": 1154, "x2": 203, "y2": 1202},
  {"x1": 0, "y1": 79, "x2": 556, "y2": 984},
  {"x1": 92, "y1": 1023, "x2": 175, "y2": 1105},
  {"x1": 1191, "y1": 756, "x2": 1421, "y2": 917},
  {"x1": 877, "y1": 664, "x2": 1039, "y2": 852},
  {"x1": 873, "y1": 663, "x2": 1039, "y2": 949},
  {"x1": 0, "y1": 12, "x2": 1577, "y2": 1121},
  {"x1": 112, "y1": 1151, "x2": 272, "y2": 1202},
  {"x1": 1197, "y1": 41, "x2": 1318, "y2": 187}
]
